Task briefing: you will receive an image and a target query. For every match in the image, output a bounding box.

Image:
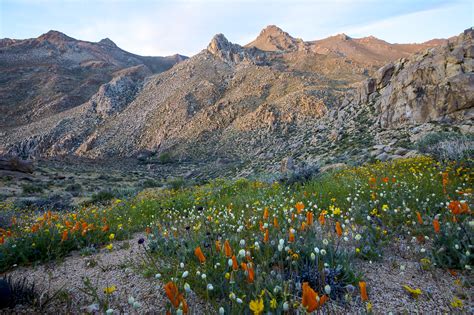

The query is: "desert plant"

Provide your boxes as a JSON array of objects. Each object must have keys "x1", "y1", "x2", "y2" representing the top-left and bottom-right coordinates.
[{"x1": 416, "y1": 132, "x2": 474, "y2": 161}]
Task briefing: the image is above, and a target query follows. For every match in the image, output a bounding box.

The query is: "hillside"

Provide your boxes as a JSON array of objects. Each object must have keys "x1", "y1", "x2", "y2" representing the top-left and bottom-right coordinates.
[
  {"x1": 0, "y1": 27, "x2": 472, "y2": 180},
  {"x1": 0, "y1": 30, "x2": 186, "y2": 127}
]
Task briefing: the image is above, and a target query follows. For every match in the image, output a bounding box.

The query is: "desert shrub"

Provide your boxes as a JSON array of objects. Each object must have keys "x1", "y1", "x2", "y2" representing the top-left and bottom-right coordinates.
[
  {"x1": 416, "y1": 132, "x2": 474, "y2": 161},
  {"x1": 21, "y1": 183, "x2": 43, "y2": 194},
  {"x1": 166, "y1": 177, "x2": 186, "y2": 190},
  {"x1": 142, "y1": 179, "x2": 162, "y2": 188},
  {"x1": 278, "y1": 163, "x2": 320, "y2": 185},
  {"x1": 0, "y1": 275, "x2": 38, "y2": 309},
  {"x1": 88, "y1": 191, "x2": 115, "y2": 204},
  {"x1": 158, "y1": 152, "x2": 172, "y2": 164}
]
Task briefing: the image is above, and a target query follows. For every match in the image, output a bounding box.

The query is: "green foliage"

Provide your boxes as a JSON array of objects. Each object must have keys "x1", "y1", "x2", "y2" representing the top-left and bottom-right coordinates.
[
  {"x1": 416, "y1": 131, "x2": 474, "y2": 161},
  {"x1": 21, "y1": 183, "x2": 43, "y2": 194}
]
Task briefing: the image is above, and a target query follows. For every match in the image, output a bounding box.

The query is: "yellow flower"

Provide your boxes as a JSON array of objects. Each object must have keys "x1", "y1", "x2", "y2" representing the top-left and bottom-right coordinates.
[
  {"x1": 115, "y1": 199, "x2": 122, "y2": 204},
  {"x1": 104, "y1": 285, "x2": 116, "y2": 294},
  {"x1": 451, "y1": 297, "x2": 463, "y2": 309},
  {"x1": 366, "y1": 302, "x2": 372, "y2": 312},
  {"x1": 249, "y1": 298, "x2": 264, "y2": 315},
  {"x1": 225, "y1": 272, "x2": 230, "y2": 280},
  {"x1": 270, "y1": 298, "x2": 277, "y2": 309},
  {"x1": 106, "y1": 243, "x2": 113, "y2": 250},
  {"x1": 109, "y1": 233, "x2": 115, "y2": 240},
  {"x1": 402, "y1": 285, "x2": 422, "y2": 298}
]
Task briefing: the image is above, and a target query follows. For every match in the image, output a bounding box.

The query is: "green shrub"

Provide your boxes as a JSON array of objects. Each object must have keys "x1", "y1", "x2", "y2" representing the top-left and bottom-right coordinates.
[
  {"x1": 416, "y1": 132, "x2": 474, "y2": 161},
  {"x1": 21, "y1": 183, "x2": 43, "y2": 194}
]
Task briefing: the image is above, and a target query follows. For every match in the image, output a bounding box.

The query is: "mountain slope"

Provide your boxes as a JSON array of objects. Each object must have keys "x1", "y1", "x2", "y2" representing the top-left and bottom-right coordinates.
[
  {"x1": 0, "y1": 26, "x2": 472, "y2": 176},
  {"x1": 0, "y1": 30, "x2": 186, "y2": 127}
]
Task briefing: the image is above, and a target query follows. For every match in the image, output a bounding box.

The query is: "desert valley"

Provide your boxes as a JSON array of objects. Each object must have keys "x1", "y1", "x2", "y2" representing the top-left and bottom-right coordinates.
[{"x1": 0, "y1": 12, "x2": 472, "y2": 315}]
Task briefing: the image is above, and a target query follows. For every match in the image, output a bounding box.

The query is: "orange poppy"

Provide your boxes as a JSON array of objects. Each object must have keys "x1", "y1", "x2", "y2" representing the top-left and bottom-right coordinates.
[
  {"x1": 306, "y1": 211, "x2": 313, "y2": 226},
  {"x1": 416, "y1": 212, "x2": 423, "y2": 224},
  {"x1": 241, "y1": 262, "x2": 248, "y2": 271},
  {"x1": 224, "y1": 240, "x2": 232, "y2": 257},
  {"x1": 296, "y1": 202, "x2": 305, "y2": 214},
  {"x1": 61, "y1": 230, "x2": 68, "y2": 242},
  {"x1": 263, "y1": 229, "x2": 269, "y2": 243},
  {"x1": 259, "y1": 221, "x2": 264, "y2": 231},
  {"x1": 433, "y1": 219, "x2": 440, "y2": 233},
  {"x1": 0, "y1": 236, "x2": 4, "y2": 244},
  {"x1": 448, "y1": 200, "x2": 469, "y2": 215},
  {"x1": 335, "y1": 222, "x2": 342, "y2": 237},
  {"x1": 232, "y1": 255, "x2": 238, "y2": 271},
  {"x1": 145, "y1": 227, "x2": 152, "y2": 234},
  {"x1": 102, "y1": 224, "x2": 109, "y2": 232},
  {"x1": 302, "y1": 282, "x2": 326, "y2": 312},
  {"x1": 215, "y1": 240, "x2": 221, "y2": 252},
  {"x1": 382, "y1": 177, "x2": 389, "y2": 183},
  {"x1": 289, "y1": 230, "x2": 295, "y2": 243},
  {"x1": 164, "y1": 282, "x2": 180, "y2": 307},
  {"x1": 194, "y1": 246, "x2": 206, "y2": 264},
  {"x1": 273, "y1": 217, "x2": 279, "y2": 228},
  {"x1": 318, "y1": 212, "x2": 325, "y2": 225},
  {"x1": 247, "y1": 264, "x2": 255, "y2": 283},
  {"x1": 263, "y1": 207, "x2": 269, "y2": 220},
  {"x1": 359, "y1": 281, "x2": 368, "y2": 301}
]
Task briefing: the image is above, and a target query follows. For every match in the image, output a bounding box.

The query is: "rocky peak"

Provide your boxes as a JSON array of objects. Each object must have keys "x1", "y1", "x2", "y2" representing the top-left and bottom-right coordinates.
[
  {"x1": 336, "y1": 33, "x2": 351, "y2": 41},
  {"x1": 207, "y1": 34, "x2": 234, "y2": 54},
  {"x1": 207, "y1": 33, "x2": 253, "y2": 63},
  {"x1": 246, "y1": 25, "x2": 303, "y2": 52},
  {"x1": 38, "y1": 30, "x2": 75, "y2": 43},
  {"x1": 98, "y1": 38, "x2": 117, "y2": 48}
]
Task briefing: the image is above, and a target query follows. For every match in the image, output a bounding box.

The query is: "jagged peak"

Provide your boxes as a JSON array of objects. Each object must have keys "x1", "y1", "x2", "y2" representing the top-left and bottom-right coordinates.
[
  {"x1": 207, "y1": 33, "x2": 242, "y2": 55},
  {"x1": 336, "y1": 33, "x2": 351, "y2": 40},
  {"x1": 38, "y1": 30, "x2": 75, "y2": 42},
  {"x1": 98, "y1": 38, "x2": 117, "y2": 47}
]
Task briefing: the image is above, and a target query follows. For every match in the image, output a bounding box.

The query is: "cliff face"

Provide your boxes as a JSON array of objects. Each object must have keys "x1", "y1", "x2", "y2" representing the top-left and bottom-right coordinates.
[{"x1": 335, "y1": 28, "x2": 473, "y2": 129}]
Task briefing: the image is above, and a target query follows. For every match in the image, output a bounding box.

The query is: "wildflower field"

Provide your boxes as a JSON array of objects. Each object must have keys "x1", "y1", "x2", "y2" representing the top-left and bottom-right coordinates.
[{"x1": 0, "y1": 156, "x2": 472, "y2": 313}]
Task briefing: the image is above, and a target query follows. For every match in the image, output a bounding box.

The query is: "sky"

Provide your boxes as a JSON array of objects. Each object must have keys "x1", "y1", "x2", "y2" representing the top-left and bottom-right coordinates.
[{"x1": 1, "y1": 0, "x2": 473, "y2": 57}]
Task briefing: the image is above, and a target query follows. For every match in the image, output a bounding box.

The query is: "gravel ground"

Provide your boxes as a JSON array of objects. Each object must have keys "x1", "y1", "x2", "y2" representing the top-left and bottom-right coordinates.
[
  {"x1": 3, "y1": 235, "x2": 472, "y2": 314},
  {"x1": 5, "y1": 233, "x2": 207, "y2": 314}
]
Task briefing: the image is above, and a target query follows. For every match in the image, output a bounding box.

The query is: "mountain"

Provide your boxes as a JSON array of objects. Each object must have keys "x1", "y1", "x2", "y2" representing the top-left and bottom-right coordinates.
[
  {"x1": 0, "y1": 26, "x2": 472, "y2": 177},
  {"x1": 0, "y1": 30, "x2": 187, "y2": 127}
]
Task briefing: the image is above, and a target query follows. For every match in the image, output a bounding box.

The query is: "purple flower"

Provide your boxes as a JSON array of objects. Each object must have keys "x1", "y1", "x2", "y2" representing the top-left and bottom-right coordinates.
[{"x1": 138, "y1": 238, "x2": 145, "y2": 244}]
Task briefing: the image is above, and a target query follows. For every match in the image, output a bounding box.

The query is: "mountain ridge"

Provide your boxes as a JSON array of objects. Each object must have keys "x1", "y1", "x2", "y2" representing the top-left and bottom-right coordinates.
[{"x1": 0, "y1": 26, "x2": 472, "y2": 177}]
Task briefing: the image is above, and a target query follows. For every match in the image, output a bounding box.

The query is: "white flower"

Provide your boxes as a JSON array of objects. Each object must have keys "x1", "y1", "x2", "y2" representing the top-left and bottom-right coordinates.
[
  {"x1": 455, "y1": 244, "x2": 460, "y2": 250},
  {"x1": 177, "y1": 310, "x2": 183, "y2": 315},
  {"x1": 128, "y1": 296, "x2": 135, "y2": 304},
  {"x1": 324, "y1": 284, "x2": 331, "y2": 295},
  {"x1": 238, "y1": 249, "x2": 246, "y2": 258},
  {"x1": 283, "y1": 302, "x2": 289, "y2": 311},
  {"x1": 219, "y1": 307, "x2": 225, "y2": 315},
  {"x1": 132, "y1": 302, "x2": 141, "y2": 309},
  {"x1": 228, "y1": 259, "x2": 233, "y2": 267},
  {"x1": 207, "y1": 283, "x2": 214, "y2": 290},
  {"x1": 314, "y1": 247, "x2": 320, "y2": 254},
  {"x1": 279, "y1": 239, "x2": 285, "y2": 246},
  {"x1": 155, "y1": 273, "x2": 161, "y2": 279},
  {"x1": 201, "y1": 273, "x2": 207, "y2": 279},
  {"x1": 180, "y1": 262, "x2": 184, "y2": 268},
  {"x1": 254, "y1": 241, "x2": 260, "y2": 250},
  {"x1": 182, "y1": 271, "x2": 189, "y2": 278},
  {"x1": 184, "y1": 283, "x2": 191, "y2": 292},
  {"x1": 355, "y1": 234, "x2": 362, "y2": 241},
  {"x1": 106, "y1": 309, "x2": 114, "y2": 315},
  {"x1": 236, "y1": 298, "x2": 243, "y2": 304},
  {"x1": 320, "y1": 249, "x2": 327, "y2": 256},
  {"x1": 240, "y1": 239, "x2": 246, "y2": 247},
  {"x1": 323, "y1": 239, "x2": 329, "y2": 245},
  {"x1": 278, "y1": 244, "x2": 284, "y2": 252},
  {"x1": 229, "y1": 292, "x2": 236, "y2": 300},
  {"x1": 420, "y1": 248, "x2": 426, "y2": 253},
  {"x1": 311, "y1": 253, "x2": 316, "y2": 261}
]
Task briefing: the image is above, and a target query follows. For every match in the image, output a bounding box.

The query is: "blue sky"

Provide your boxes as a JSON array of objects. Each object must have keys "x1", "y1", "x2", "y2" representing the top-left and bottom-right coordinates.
[{"x1": 1, "y1": 0, "x2": 472, "y2": 56}]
